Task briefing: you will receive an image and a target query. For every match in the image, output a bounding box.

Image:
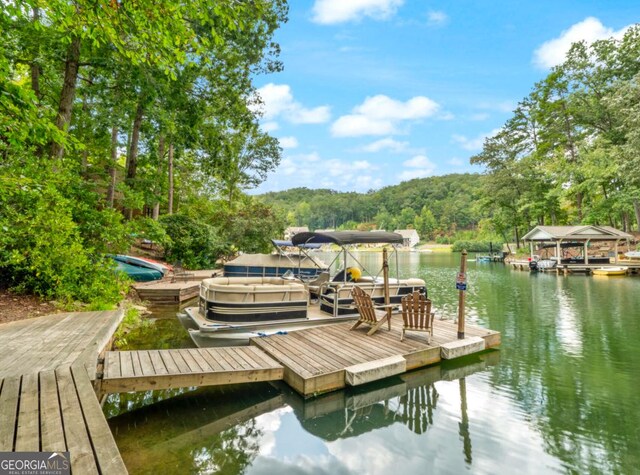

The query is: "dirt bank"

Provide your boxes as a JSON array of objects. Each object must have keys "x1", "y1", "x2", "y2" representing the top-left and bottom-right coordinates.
[{"x1": 0, "y1": 290, "x2": 59, "y2": 324}]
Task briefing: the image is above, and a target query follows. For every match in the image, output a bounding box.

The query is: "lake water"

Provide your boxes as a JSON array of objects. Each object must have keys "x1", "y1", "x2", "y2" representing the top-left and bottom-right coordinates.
[{"x1": 105, "y1": 252, "x2": 640, "y2": 474}]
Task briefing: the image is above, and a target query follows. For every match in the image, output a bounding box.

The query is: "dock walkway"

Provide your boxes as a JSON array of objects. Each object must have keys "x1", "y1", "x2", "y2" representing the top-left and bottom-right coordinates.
[
  {"x1": 0, "y1": 310, "x2": 127, "y2": 474},
  {"x1": 101, "y1": 346, "x2": 283, "y2": 393}
]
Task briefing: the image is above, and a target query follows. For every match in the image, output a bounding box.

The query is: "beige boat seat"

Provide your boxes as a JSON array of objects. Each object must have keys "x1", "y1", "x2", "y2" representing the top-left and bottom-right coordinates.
[{"x1": 200, "y1": 276, "x2": 308, "y2": 303}]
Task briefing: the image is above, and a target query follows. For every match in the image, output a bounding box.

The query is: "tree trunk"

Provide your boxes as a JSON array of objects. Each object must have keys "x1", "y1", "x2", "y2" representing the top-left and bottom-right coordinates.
[
  {"x1": 152, "y1": 135, "x2": 165, "y2": 220},
  {"x1": 51, "y1": 35, "x2": 81, "y2": 159},
  {"x1": 167, "y1": 141, "x2": 174, "y2": 215},
  {"x1": 80, "y1": 95, "x2": 89, "y2": 175},
  {"x1": 30, "y1": 7, "x2": 41, "y2": 100},
  {"x1": 576, "y1": 192, "x2": 583, "y2": 222},
  {"x1": 633, "y1": 199, "x2": 640, "y2": 233},
  {"x1": 126, "y1": 100, "x2": 144, "y2": 181},
  {"x1": 514, "y1": 225, "x2": 520, "y2": 249},
  {"x1": 106, "y1": 125, "x2": 118, "y2": 208}
]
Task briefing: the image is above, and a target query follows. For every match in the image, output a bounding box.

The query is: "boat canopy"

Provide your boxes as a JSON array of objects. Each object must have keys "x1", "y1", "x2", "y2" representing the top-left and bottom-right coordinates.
[
  {"x1": 292, "y1": 231, "x2": 403, "y2": 246},
  {"x1": 271, "y1": 239, "x2": 322, "y2": 249}
]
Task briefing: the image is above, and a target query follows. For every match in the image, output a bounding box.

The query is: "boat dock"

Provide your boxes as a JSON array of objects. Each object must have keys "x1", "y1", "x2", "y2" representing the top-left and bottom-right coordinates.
[
  {"x1": 133, "y1": 270, "x2": 219, "y2": 305},
  {"x1": 133, "y1": 281, "x2": 200, "y2": 305},
  {"x1": 1, "y1": 307, "x2": 499, "y2": 472},
  {"x1": 509, "y1": 260, "x2": 640, "y2": 275},
  {"x1": 251, "y1": 318, "x2": 499, "y2": 397},
  {"x1": 0, "y1": 310, "x2": 127, "y2": 474},
  {"x1": 98, "y1": 318, "x2": 498, "y2": 398}
]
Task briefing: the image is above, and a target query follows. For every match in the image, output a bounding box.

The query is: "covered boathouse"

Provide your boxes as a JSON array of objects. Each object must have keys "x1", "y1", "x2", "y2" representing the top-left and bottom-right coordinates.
[{"x1": 522, "y1": 225, "x2": 634, "y2": 265}]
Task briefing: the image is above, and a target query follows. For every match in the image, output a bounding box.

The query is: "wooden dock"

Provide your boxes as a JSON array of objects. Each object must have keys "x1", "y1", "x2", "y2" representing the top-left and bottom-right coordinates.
[
  {"x1": 171, "y1": 269, "x2": 219, "y2": 282},
  {"x1": 101, "y1": 347, "x2": 283, "y2": 393},
  {"x1": 0, "y1": 310, "x2": 128, "y2": 474},
  {"x1": 133, "y1": 280, "x2": 200, "y2": 305},
  {"x1": 251, "y1": 317, "x2": 500, "y2": 397},
  {"x1": 510, "y1": 260, "x2": 640, "y2": 275},
  {"x1": 1, "y1": 304, "x2": 500, "y2": 473}
]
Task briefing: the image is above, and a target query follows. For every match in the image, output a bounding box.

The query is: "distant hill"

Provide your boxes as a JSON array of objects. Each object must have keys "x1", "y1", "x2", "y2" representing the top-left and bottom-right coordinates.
[{"x1": 259, "y1": 173, "x2": 486, "y2": 235}]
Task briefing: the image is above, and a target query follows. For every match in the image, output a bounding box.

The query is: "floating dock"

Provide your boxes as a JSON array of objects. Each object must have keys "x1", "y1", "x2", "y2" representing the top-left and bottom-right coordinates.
[
  {"x1": 251, "y1": 318, "x2": 499, "y2": 397},
  {"x1": 133, "y1": 280, "x2": 200, "y2": 305},
  {"x1": 1, "y1": 306, "x2": 500, "y2": 472}
]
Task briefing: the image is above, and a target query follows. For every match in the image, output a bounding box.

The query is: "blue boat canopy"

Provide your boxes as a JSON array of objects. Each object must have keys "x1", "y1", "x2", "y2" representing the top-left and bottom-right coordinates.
[
  {"x1": 292, "y1": 231, "x2": 403, "y2": 246},
  {"x1": 271, "y1": 239, "x2": 322, "y2": 249}
]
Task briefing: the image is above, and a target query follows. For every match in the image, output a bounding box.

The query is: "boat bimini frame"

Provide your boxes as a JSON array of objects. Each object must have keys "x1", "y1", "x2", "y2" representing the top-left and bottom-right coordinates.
[{"x1": 292, "y1": 231, "x2": 424, "y2": 317}]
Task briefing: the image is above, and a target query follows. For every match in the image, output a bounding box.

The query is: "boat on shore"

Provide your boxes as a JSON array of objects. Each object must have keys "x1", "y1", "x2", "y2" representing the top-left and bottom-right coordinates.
[
  {"x1": 178, "y1": 231, "x2": 427, "y2": 347},
  {"x1": 109, "y1": 254, "x2": 166, "y2": 282},
  {"x1": 592, "y1": 267, "x2": 627, "y2": 276}
]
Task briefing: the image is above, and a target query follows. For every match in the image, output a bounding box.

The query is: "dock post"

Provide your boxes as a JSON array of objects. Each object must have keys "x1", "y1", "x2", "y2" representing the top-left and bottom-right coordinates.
[{"x1": 457, "y1": 250, "x2": 467, "y2": 339}]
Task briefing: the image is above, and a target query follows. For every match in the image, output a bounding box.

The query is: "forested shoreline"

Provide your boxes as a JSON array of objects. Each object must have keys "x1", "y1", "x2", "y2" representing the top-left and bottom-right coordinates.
[
  {"x1": 260, "y1": 174, "x2": 491, "y2": 242},
  {"x1": 1, "y1": 1, "x2": 288, "y2": 306},
  {"x1": 472, "y1": 25, "x2": 640, "y2": 241}
]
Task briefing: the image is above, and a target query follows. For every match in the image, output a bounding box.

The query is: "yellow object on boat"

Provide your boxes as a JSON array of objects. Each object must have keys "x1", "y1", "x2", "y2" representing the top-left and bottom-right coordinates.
[
  {"x1": 346, "y1": 266, "x2": 362, "y2": 281},
  {"x1": 592, "y1": 267, "x2": 627, "y2": 276}
]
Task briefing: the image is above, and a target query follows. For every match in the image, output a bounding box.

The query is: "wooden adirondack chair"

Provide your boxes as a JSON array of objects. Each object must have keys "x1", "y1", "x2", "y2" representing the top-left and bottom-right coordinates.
[
  {"x1": 350, "y1": 286, "x2": 391, "y2": 336},
  {"x1": 400, "y1": 291, "x2": 434, "y2": 342}
]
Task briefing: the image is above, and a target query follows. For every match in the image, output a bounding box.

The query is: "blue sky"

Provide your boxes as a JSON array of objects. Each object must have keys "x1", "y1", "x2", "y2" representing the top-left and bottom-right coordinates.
[{"x1": 251, "y1": 0, "x2": 638, "y2": 194}]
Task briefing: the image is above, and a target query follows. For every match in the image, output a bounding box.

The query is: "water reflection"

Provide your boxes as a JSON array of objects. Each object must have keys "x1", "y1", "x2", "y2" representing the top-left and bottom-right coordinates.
[{"x1": 107, "y1": 352, "x2": 500, "y2": 474}]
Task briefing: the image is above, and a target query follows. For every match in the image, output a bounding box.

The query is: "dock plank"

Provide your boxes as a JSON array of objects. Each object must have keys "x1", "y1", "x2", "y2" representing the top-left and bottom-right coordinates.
[
  {"x1": 148, "y1": 351, "x2": 169, "y2": 375},
  {"x1": 15, "y1": 373, "x2": 39, "y2": 451},
  {"x1": 56, "y1": 366, "x2": 99, "y2": 474},
  {"x1": 0, "y1": 376, "x2": 21, "y2": 451},
  {"x1": 71, "y1": 365, "x2": 129, "y2": 475},
  {"x1": 40, "y1": 370, "x2": 66, "y2": 452}
]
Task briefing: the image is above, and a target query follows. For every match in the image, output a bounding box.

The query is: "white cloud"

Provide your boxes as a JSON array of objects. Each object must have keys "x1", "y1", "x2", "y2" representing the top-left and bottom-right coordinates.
[
  {"x1": 255, "y1": 83, "x2": 331, "y2": 124},
  {"x1": 438, "y1": 111, "x2": 455, "y2": 121},
  {"x1": 452, "y1": 128, "x2": 501, "y2": 151},
  {"x1": 403, "y1": 155, "x2": 433, "y2": 169},
  {"x1": 332, "y1": 94, "x2": 439, "y2": 137},
  {"x1": 398, "y1": 169, "x2": 434, "y2": 181},
  {"x1": 448, "y1": 157, "x2": 465, "y2": 166},
  {"x1": 278, "y1": 136, "x2": 298, "y2": 149},
  {"x1": 331, "y1": 115, "x2": 395, "y2": 137},
  {"x1": 362, "y1": 137, "x2": 410, "y2": 153},
  {"x1": 354, "y1": 95, "x2": 439, "y2": 120},
  {"x1": 261, "y1": 121, "x2": 279, "y2": 132},
  {"x1": 533, "y1": 17, "x2": 631, "y2": 69},
  {"x1": 258, "y1": 152, "x2": 381, "y2": 192},
  {"x1": 427, "y1": 10, "x2": 448, "y2": 26},
  {"x1": 398, "y1": 154, "x2": 436, "y2": 181},
  {"x1": 312, "y1": 0, "x2": 404, "y2": 25}
]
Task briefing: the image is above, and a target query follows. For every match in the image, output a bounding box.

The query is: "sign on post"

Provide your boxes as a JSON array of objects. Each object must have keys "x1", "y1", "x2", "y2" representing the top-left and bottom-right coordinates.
[{"x1": 456, "y1": 272, "x2": 467, "y2": 291}]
